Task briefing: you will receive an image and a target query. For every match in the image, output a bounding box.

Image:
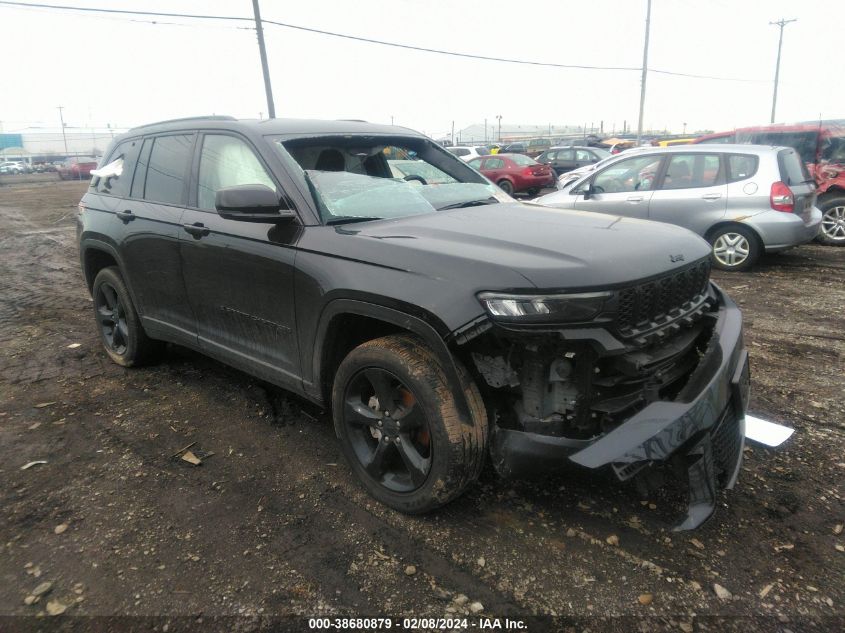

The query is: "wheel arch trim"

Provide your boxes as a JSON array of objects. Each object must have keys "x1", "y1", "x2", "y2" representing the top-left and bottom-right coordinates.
[
  {"x1": 311, "y1": 298, "x2": 474, "y2": 424},
  {"x1": 79, "y1": 238, "x2": 142, "y2": 309}
]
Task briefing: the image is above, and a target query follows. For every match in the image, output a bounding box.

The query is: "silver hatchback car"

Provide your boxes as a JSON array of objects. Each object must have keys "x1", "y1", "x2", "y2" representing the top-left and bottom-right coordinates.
[{"x1": 536, "y1": 144, "x2": 823, "y2": 271}]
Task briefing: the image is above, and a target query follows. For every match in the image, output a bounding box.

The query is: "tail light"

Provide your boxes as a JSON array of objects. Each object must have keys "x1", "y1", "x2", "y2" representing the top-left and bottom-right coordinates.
[
  {"x1": 524, "y1": 166, "x2": 548, "y2": 176},
  {"x1": 770, "y1": 181, "x2": 794, "y2": 212}
]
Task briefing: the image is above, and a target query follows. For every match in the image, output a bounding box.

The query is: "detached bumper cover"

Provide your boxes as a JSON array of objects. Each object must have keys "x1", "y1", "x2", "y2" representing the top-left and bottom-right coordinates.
[{"x1": 491, "y1": 286, "x2": 749, "y2": 530}]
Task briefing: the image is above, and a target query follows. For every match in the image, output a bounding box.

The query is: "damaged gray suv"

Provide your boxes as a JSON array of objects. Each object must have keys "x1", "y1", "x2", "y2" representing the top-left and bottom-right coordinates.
[{"x1": 77, "y1": 117, "x2": 750, "y2": 530}]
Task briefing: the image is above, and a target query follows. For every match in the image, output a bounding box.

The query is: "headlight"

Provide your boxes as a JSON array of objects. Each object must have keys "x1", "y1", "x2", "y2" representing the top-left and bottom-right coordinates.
[{"x1": 477, "y1": 291, "x2": 611, "y2": 322}]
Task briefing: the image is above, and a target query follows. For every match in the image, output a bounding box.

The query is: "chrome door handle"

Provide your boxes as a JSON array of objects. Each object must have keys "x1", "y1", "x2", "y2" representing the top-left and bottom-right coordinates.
[
  {"x1": 626, "y1": 196, "x2": 644, "y2": 203},
  {"x1": 701, "y1": 193, "x2": 722, "y2": 200}
]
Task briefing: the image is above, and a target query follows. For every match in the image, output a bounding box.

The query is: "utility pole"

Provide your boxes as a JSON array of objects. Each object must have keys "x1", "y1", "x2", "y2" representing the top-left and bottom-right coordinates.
[
  {"x1": 57, "y1": 106, "x2": 69, "y2": 155},
  {"x1": 484, "y1": 118, "x2": 487, "y2": 143},
  {"x1": 252, "y1": 0, "x2": 276, "y2": 119},
  {"x1": 636, "y1": 0, "x2": 652, "y2": 145},
  {"x1": 769, "y1": 18, "x2": 796, "y2": 124},
  {"x1": 496, "y1": 115, "x2": 502, "y2": 142}
]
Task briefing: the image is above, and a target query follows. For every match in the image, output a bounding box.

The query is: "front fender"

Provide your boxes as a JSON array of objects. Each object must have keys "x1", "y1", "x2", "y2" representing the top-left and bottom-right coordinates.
[{"x1": 310, "y1": 298, "x2": 474, "y2": 424}]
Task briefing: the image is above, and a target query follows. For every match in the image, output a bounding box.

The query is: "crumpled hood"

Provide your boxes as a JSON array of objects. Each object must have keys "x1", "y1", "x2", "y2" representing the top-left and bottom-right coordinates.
[{"x1": 335, "y1": 202, "x2": 712, "y2": 290}]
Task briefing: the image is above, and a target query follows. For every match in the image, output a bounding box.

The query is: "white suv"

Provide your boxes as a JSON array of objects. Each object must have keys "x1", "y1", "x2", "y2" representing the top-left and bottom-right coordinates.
[{"x1": 446, "y1": 146, "x2": 490, "y2": 162}]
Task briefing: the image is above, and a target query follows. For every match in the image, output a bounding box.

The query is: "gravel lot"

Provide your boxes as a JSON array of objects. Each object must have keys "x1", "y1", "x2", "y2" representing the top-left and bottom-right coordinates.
[{"x1": 0, "y1": 179, "x2": 843, "y2": 632}]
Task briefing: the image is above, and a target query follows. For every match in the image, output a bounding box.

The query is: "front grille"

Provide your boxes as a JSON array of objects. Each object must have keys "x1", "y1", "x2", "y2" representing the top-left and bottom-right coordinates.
[
  {"x1": 617, "y1": 259, "x2": 711, "y2": 336},
  {"x1": 712, "y1": 406, "x2": 742, "y2": 484}
]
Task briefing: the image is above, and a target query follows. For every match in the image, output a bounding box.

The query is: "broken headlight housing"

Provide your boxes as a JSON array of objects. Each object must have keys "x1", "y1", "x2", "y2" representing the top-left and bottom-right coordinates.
[{"x1": 477, "y1": 291, "x2": 611, "y2": 323}]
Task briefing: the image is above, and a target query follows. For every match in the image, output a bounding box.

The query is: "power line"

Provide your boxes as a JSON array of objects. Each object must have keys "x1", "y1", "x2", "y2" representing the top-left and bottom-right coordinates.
[{"x1": 0, "y1": 0, "x2": 768, "y2": 82}]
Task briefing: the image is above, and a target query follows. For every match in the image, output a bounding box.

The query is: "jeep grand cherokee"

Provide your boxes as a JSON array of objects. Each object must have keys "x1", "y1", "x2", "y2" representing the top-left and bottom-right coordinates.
[{"x1": 77, "y1": 116, "x2": 750, "y2": 530}]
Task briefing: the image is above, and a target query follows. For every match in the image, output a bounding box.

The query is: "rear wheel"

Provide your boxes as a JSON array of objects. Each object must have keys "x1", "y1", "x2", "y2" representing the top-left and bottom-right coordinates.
[
  {"x1": 497, "y1": 179, "x2": 514, "y2": 195},
  {"x1": 709, "y1": 225, "x2": 760, "y2": 271},
  {"x1": 817, "y1": 196, "x2": 845, "y2": 246},
  {"x1": 92, "y1": 267, "x2": 161, "y2": 366},
  {"x1": 332, "y1": 335, "x2": 488, "y2": 514}
]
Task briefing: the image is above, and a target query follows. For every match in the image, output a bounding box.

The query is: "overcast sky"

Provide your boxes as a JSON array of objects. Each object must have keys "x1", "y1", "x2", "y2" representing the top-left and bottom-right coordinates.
[{"x1": 0, "y1": 0, "x2": 841, "y2": 138}]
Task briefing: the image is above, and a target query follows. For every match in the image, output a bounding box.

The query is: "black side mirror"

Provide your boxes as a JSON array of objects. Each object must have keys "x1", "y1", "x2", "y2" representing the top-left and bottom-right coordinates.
[
  {"x1": 578, "y1": 182, "x2": 593, "y2": 199},
  {"x1": 215, "y1": 184, "x2": 295, "y2": 223}
]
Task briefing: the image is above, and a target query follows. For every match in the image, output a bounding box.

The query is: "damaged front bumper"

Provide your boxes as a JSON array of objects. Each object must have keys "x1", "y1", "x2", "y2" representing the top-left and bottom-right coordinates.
[{"x1": 489, "y1": 285, "x2": 750, "y2": 530}]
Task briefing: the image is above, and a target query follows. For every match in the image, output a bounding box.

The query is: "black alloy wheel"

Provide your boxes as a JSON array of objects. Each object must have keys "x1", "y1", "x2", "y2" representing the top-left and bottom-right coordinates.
[
  {"x1": 342, "y1": 367, "x2": 432, "y2": 492},
  {"x1": 96, "y1": 282, "x2": 129, "y2": 356},
  {"x1": 91, "y1": 266, "x2": 160, "y2": 366},
  {"x1": 332, "y1": 335, "x2": 488, "y2": 514}
]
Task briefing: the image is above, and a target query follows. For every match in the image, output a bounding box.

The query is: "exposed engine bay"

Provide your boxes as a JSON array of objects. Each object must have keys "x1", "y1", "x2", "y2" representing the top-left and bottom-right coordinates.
[{"x1": 468, "y1": 302, "x2": 716, "y2": 443}]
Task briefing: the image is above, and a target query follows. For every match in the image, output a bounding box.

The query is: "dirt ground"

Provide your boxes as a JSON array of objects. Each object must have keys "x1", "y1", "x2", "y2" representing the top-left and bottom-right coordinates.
[{"x1": 0, "y1": 180, "x2": 843, "y2": 632}]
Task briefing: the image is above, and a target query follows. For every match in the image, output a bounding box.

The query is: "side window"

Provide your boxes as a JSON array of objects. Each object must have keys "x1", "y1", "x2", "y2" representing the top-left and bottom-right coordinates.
[
  {"x1": 726, "y1": 154, "x2": 759, "y2": 182},
  {"x1": 468, "y1": 158, "x2": 484, "y2": 169},
  {"x1": 93, "y1": 139, "x2": 140, "y2": 197},
  {"x1": 556, "y1": 150, "x2": 574, "y2": 161},
  {"x1": 592, "y1": 155, "x2": 661, "y2": 193},
  {"x1": 486, "y1": 158, "x2": 505, "y2": 169},
  {"x1": 143, "y1": 134, "x2": 193, "y2": 205},
  {"x1": 661, "y1": 154, "x2": 720, "y2": 190},
  {"x1": 197, "y1": 134, "x2": 276, "y2": 211},
  {"x1": 575, "y1": 150, "x2": 593, "y2": 162}
]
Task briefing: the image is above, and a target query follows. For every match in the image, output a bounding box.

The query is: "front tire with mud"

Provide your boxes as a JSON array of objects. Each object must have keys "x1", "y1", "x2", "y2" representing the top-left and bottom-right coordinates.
[
  {"x1": 92, "y1": 266, "x2": 161, "y2": 367},
  {"x1": 332, "y1": 334, "x2": 488, "y2": 514}
]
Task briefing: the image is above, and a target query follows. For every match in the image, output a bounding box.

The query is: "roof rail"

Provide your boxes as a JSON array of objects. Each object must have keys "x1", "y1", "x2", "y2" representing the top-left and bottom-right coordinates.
[{"x1": 128, "y1": 115, "x2": 236, "y2": 131}]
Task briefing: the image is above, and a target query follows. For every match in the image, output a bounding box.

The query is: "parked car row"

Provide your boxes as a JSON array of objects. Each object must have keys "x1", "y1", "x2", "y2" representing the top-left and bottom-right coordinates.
[
  {"x1": 693, "y1": 121, "x2": 845, "y2": 246},
  {"x1": 0, "y1": 161, "x2": 30, "y2": 174},
  {"x1": 0, "y1": 158, "x2": 99, "y2": 178}
]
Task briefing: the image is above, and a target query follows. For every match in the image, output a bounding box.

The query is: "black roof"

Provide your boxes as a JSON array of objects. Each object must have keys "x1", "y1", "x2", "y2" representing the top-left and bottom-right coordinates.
[{"x1": 126, "y1": 116, "x2": 422, "y2": 139}]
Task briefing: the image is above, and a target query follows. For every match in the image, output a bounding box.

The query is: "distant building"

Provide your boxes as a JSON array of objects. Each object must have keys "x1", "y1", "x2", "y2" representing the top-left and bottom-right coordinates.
[
  {"x1": 452, "y1": 123, "x2": 597, "y2": 145},
  {"x1": 0, "y1": 127, "x2": 127, "y2": 163}
]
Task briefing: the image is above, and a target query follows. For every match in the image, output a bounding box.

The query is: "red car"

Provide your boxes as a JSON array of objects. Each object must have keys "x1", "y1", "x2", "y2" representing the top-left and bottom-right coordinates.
[
  {"x1": 468, "y1": 153, "x2": 555, "y2": 196},
  {"x1": 56, "y1": 157, "x2": 98, "y2": 181},
  {"x1": 694, "y1": 122, "x2": 845, "y2": 245}
]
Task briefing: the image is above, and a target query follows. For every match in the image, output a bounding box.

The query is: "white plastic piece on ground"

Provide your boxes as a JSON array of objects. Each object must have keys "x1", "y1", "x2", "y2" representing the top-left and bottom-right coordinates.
[{"x1": 744, "y1": 415, "x2": 794, "y2": 447}]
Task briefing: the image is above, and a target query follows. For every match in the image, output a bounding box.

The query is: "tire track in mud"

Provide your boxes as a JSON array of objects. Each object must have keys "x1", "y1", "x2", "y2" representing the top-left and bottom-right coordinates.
[{"x1": 70, "y1": 391, "x2": 523, "y2": 615}]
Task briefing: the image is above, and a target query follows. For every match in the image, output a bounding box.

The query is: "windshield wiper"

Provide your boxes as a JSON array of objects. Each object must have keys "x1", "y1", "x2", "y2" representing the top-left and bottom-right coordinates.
[
  {"x1": 326, "y1": 216, "x2": 383, "y2": 226},
  {"x1": 436, "y1": 197, "x2": 499, "y2": 211}
]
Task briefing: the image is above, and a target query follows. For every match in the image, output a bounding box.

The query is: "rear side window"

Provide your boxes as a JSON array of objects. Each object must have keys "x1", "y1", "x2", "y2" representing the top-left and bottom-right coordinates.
[
  {"x1": 821, "y1": 136, "x2": 845, "y2": 163},
  {"x1": 141, "y1": 134, "x2": 194, "y2": 205},
  {"x1": 468, "y1": 158, "x2": 483, "y2": 169},
  {"x1": 93, "y1": 139, "x2": 140, "y2": 197},
  {"x1": 661, "y1": 154, "x2": 720, "y2": 190},
  {"x1": 726, "y1": 154, "x2": 758, "y2": 182},
  {"x1": 742, "y1": 131, "x2": 818, "y2": 165},
  {"x1": 510, "y1": 154, "x2": 536, "y2": 166},
  {"x1": 476, "y1": 147, "x2": 490, "y2": 156},
  {"x1": 449, "y1": 148, "x2": 469, "y2": 157},
  {"x1": 777, "y1": 148, "x2": 810, "y2": 186},
  {"x1": 485, "y1": 158, "x2": 505, "y2": 169}
]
